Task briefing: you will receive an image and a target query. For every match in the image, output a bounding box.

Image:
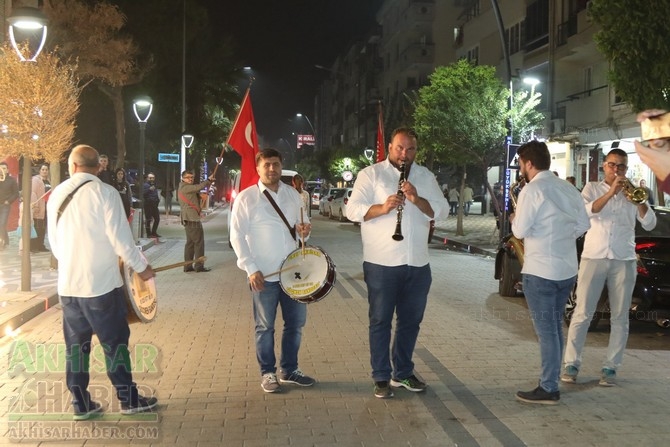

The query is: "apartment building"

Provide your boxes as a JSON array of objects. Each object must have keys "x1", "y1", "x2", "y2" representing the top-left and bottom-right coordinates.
[{"x1": 317, "y1": 0, "x2": 657, "y2": 196}]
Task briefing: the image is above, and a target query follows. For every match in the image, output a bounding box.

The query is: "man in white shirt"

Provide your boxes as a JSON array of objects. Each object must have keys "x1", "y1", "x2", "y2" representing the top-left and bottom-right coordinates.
[
  {"x1": 47, "y1": 144, "x2": 157, "y2": 420},
  {"x1": 511, "y1": 140, "x2": 590, "y2": 405},
  {"x1": 230, "y1": 148, "x2": 314, "y2": 393},
  {"x1": 562, "y1": 148, "x2": 656, "y2": 386},
  {"x1": 348, "y1": 127, "x2": 448, "y2": 399}
]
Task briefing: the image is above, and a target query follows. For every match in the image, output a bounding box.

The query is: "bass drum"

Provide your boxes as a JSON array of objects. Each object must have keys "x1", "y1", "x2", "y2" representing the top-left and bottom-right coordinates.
[
  {"x1": 120, "y1": 252, "x2": 157, "y2": 324},
  {"x1": 279, "y1": 246, "x2": 336, "y2": 304}
]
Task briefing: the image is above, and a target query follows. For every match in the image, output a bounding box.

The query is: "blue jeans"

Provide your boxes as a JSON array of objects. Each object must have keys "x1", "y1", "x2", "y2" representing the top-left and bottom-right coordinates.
[
  {"x1": 252, "y1": 281, "x2": 307, "y2": 375},
  {"x1": 364, "y1": 262, "x2": 431, "y2": 382},
  {"x1": 522, "y1": 274, "x2": 576, "y2": 393},
  {"x1": 61, "y1": 288, "x2": 138, "y2": 412}
]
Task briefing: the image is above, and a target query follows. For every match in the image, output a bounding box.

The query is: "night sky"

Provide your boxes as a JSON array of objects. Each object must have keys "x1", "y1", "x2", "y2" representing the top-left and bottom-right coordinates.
[{"x1": 205, "y1": 0, "x2": 384, "y2": 142}]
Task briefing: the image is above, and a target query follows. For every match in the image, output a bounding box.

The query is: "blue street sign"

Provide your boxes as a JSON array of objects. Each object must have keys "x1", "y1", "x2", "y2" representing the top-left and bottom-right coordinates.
[{"x1": 158, "y1": 153, "x2": 180, "y2": 163}]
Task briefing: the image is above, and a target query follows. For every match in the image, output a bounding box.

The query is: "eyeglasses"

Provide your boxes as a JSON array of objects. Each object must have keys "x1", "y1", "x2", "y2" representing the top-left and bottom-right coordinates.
[
  {"x1": 183, "y1": 175, "x2": 194, "y2": 179},
  {"x1": 605, "y1": 161, "x2": 628, "y2": 170}
]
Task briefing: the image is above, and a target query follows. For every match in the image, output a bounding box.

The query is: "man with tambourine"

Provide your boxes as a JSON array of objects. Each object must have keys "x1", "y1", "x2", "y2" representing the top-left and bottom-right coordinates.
[
  {"x1": 348, "y1": 127, "x2": 448, "y2": 399},
  {"x1": 47, "y1": 145, "x2": 158, "y2": 420},
  {"x1": 229, "y1": 148, "x2": 315, "y2": 393}
]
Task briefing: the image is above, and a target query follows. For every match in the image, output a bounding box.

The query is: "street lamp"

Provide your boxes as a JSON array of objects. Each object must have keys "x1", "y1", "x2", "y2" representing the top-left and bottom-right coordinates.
[
  {"x1": 180, "y1": 134, "x2": 194, "y2": 173},
  {"x1": 7, "y1": 6, "x2": 48, "y2": 292},
  {"x1": 7, "y1": 6, "x2": 48, "y2": 62},
  {"x1": 133, "y1": 95, "x2": 153, "y2": 238},
  {"x1": 296, "y1": 113, "x2": 315, "y2": 135},
  {"x1": 523, "y1": 77, "x2": 541, "y2": 96}
]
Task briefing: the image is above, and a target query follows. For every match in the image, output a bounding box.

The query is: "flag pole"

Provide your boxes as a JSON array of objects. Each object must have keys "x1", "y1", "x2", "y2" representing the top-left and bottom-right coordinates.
[{"x1": 211, "y1": 78, "x2": 255, "y2": 178}]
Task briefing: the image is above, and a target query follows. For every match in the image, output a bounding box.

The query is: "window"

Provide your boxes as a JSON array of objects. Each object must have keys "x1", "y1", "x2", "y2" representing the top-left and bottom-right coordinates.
[
  {"x1": 467, "y1": 46, "x2": 479, "y2": 65},
  {"x1": 507, "y1": 21, "x2": 525, "y2": 55}
]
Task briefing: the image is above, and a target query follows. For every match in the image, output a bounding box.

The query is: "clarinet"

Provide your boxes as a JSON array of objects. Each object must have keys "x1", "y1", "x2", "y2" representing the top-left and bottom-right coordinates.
[{"x1": 392, "y1": 162, "x2": 406, "y2": 241}]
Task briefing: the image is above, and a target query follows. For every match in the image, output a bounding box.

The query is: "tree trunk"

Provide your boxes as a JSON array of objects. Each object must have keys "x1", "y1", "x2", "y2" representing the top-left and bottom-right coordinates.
[{"x1": 97, "y1": 84, "x2": 127, "y2": 169}]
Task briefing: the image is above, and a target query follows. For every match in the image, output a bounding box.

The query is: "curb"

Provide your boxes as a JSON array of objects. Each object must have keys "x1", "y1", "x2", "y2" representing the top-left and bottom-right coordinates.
[{"x1": 431, "y1": 231, "x2": 497, "y2": 258}]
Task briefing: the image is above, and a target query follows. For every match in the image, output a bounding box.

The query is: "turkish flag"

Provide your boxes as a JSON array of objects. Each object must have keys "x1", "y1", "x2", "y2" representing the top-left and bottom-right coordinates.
[
  {"x1": 228, "y1": 88, "x2": 260, "y2": 191},
  {"x1": 376, "y1": 102, "x2": 385, "y2": 162}
]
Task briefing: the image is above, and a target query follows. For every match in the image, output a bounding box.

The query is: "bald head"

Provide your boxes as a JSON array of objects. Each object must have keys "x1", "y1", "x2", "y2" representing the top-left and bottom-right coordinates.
[{"x1": 68, "y1": 144, "x2": 101, "y2": 176}]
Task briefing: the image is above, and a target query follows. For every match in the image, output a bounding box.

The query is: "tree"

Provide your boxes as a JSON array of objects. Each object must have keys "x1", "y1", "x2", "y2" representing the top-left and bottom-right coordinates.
[
  {"x1": 413, "y1": 60, "x2": 544, "y2": 235},
  {"x1": 589, "y1": 0, "x2": 670, "y2": 112},
  {"x1": 44, "y1": 0, "x2": 149, "y2": 168},
  {"x1": 0, "y1": 44, "x2": 80, "y2": 291}
]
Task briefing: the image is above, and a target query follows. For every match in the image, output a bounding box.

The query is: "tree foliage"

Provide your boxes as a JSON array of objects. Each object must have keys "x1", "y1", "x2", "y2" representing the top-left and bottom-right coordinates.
[
  {"x1": 589, "y1": 0, "x2": 670, "y2": 112},
  {"x1": 0, "y1": 44, "x2": 80, "y2": 162}
]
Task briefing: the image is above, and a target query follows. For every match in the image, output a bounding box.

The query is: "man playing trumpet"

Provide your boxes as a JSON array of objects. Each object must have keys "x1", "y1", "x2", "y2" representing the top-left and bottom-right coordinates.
[
  {"x1": 348, "y1": 127, "x2": 448, "y2": 399},
  {"x1": 563, "y1": 148, "x2": 656, "y2": 387}
]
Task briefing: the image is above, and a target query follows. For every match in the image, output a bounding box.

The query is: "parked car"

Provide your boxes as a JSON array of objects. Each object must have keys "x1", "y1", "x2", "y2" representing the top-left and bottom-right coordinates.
[
  {"x1": 329, "y1": 187, "x2": 353, "y2": 222},
  {"x1": 564, "y1": 206, "x2": 670, "y2": 330},
  {"x1": 319, "y1": 187, "x2": 344, "y2": 216}
]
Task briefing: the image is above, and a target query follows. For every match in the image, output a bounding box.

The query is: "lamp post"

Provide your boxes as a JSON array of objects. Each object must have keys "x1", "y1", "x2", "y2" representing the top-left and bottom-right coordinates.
[
  {"x1": 523, "y1": 77, "x2": 540, "y2": 97},
  {"x1": 7, "y1": 6, "x2": 48, "y2": 292},
  {"x1": 133, "y1": 96, "x2": 153, "y2": 238},
  {"x1": 180, "y1": 134, "x2": 194, "y2": 174}
]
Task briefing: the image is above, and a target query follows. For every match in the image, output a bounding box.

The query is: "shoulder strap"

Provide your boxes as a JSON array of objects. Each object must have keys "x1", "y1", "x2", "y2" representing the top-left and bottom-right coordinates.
[
  {"x1": 178, "y1": 190, "x2": 201, "y2": 215},
  {"x1": 57, "y1": 180, "x2": 93, "y2": 224},
  {"x1": 261, "y1": 188, "x2": 296, "y2": 240}
]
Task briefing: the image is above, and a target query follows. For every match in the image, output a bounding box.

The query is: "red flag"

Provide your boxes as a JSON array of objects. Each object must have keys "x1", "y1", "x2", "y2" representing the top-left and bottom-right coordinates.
[
  {"x1": 228, "y1": 88, "x2": 260, "y2": 191},
  {"x1": 376, "y1": 101, "x2": 385, "y2": 162}
]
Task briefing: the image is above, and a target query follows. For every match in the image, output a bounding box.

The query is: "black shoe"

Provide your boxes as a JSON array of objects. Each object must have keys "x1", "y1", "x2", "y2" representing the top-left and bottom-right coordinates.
[
  {"x1": 184, "y1": 266, "x2": 195, "y2": 272},
  {"x1": 73, "y1": 401, "x2": 103, "y2": 421},
  {"x1": 121, "y1": 396, "x2": 158, "y2": 415},
  {"x1": 374, "y1": 381, "x2": 394, "y2": 399},
  {"x1": 195, "y1": 267, "x2": 211, "y2": 272},
  {"x1": 151, "y1": 233, "x2": 162, "y2": 238},
  {"x1": 515, "y1": 386, "x2": 560, "y2": 405},
  {"x1": 390, "y1": 374, "x2": 427, "y2": 392}
]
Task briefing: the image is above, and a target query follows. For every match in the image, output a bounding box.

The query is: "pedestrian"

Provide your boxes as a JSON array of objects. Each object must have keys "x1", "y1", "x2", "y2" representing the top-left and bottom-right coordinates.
[
  {"x1": 448, "y1": 186, "x2": 459, "y2": 215},
  {"x1": 229, "y1": 148, "x2": 315, "y2": 393},
  {"x1": 177, "y1": 169, "x2": 215, "y2": 272},
  {"x1": 462, "y1": 184, "x2": 474, "y2": 215},
  {"x1": 636, "y1": 109, "x2": 670, "y2": 194},
  {"x1": 97, "y1": 154, "x2": 114, "y2": 186},
  {"x1": 638, "y1": 179, "x2": 654, "y2": 205},
  {"x1": 46, "y1": 144, "x2": 158, "y2": 420},
  {"x1": 511, "y1": 140, "x2": 590, "y2": 405},
  {"x1": 0, "y1": 161, "x2": 20, "y2": 250},
  {"x1": 114, "y1": 167, "x2": 133, "y2": 219},
  {"x1": 292, "y1": 174, "x2": 311, "y2": 217},
  {"x1": 31, "y1": 163, "x2": 50, "y2": 252},
  {"x1": 347, "y1": 127, "x2": 448, "y2": 399},
  {"x1": 143, "y1": 172, "x2": 161, "y2": 237},
  {"x1": 562, "y1": 148, "x2": 656, "y2": 387}
]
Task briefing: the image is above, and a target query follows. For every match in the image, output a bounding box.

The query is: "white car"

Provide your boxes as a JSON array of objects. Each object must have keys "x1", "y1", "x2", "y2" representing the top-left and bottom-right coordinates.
[
  {"x1": 328, "y1": 187, "x2": 353, "y2": 222},
  {"x1": 319, "y1": 187, "x2": 344, "y2": 216}
]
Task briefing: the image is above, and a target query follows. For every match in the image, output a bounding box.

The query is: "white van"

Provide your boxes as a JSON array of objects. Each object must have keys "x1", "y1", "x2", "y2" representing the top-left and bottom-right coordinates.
[{"x1": 227, "y1": 169, "x2": 300, "y2": 247}]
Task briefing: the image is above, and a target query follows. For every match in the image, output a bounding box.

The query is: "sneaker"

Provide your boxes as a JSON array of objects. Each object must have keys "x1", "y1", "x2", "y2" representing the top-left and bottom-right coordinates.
[
  {"x1": 515, "y1": 386, "x2": 560, "y2": 405},
  {"x1": 374, "y1": 381, "x2": 394, "y2": 399},
  {"x1": 390, "y1": 374, "x2": 427, "y2": 392},
  {"x1": 599, "y1": 368, "x2": 616, "y2": 387},
  {"x1": 121, "y1": 396, "x2": 158, "y2": 415},
  {"x1": 73, "y1": 401, "x2": 103, "y2": 421},
  {"x1": 560, "y1": 365, "x2": 579, "y2": 384},
  {"x1": 261, "y1": 373, "x2": 281, "y2": 393},
  {"x1": 279, "y1": 369, "x2": 315, "y2": 387}
]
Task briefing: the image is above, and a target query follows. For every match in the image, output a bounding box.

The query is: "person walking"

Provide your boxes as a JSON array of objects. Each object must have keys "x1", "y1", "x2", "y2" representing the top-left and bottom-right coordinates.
[
  {"x1": 177, "y1": 170, "x2": 215, "y2": 272},
  {"x1": 47, "y1": 144, "x2": 157, "y2": 420},
  {"x1": 462, "y1": 184, "x2": 474, "y2": 216},
  {"x1": 229, "y1": 148, "x2": 315, "y2": 393},
  {"x1": 562, "y1": 148, "x2": 656, "y2": 387},
  {"x1": 511, "y1": 140, "x2": 590, "y2": 405},
  {"x1": 347, "y1": 127, "x2": 448, "y2": 399},
  {"x1": 143, "y1": 172, "x2": 161, "y2": 237},
  {"x1": 114, "y1": 168, "x2": 133, "y2": 219},
  {"x1": 292, "y1": 174, "x2": 311, "y2": 217},
  {"x1": 448, "y1": 187, "x2": 459, "y2": 216},
  {"x1": 0, "y1": 162, "x2": 19, "y2": 250},
  {"x1": 30, "y1": 163, "x2": 50, "y2": 252}
]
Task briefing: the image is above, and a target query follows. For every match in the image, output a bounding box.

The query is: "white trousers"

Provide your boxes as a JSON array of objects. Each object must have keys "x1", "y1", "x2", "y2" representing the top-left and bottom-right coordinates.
[{"x1": 563, "y1": 258, "x2": 636, "y2": 371}]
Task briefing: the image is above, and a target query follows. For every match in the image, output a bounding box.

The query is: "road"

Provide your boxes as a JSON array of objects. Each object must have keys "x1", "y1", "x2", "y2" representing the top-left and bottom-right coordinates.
[{"x1": 1, "y1": 208, "x2": 669, "y2": 446}]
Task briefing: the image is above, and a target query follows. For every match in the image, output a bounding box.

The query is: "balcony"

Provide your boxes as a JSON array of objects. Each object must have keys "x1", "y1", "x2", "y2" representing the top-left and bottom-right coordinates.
[
  {"x1": 402, "y1": 1, "x2": 436, "y2": 25},
  {"x1": 397, "y1": 43, "x2": 435, "y2": 72},
  {"x1": 556, "y1": 14, "x2": 577, "y2": 47}
]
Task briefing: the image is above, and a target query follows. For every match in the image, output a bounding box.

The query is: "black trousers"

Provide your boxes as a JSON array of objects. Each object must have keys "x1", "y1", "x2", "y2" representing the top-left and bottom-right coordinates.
[
  {"x1": 183, "y1": 220, "x2": 205, "y2": 268},
  {"x1": 144, "y1": 202, "x2": 160, "y2": 235}
]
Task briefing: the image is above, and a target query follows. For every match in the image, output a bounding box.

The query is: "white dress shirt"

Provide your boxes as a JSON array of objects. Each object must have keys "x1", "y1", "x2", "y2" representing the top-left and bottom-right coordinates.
[
  {"x1": 347, "y1": 159, "x2": 448, "y2": 267},
  {"x1": 47, "y1": 173, "x2": 147, "y2": 297},
  {"x1": 512, "y1": 170, "x2": 591, "y2": 281},
  {"x1": 580, "y1": 180, "x2": 656, "y2": 260},
  {"x1": 230, "y1": 181, "x2": 309, "y2": 280}
]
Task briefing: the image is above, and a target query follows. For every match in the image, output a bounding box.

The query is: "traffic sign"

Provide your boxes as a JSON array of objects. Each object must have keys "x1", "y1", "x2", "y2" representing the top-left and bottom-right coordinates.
[{"x1": 158, "y1": 153, "x2": 180, "y2": 163}]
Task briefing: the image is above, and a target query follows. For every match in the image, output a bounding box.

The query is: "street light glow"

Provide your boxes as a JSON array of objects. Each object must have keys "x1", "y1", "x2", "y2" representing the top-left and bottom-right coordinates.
[
  {"x1": 133, "y1": 96, "x2": 153, "y2": 123},
  {"x1": 7, "y1": 6, "x2": 48, "y2": 62},
  {"x1": 523, "y1": 77, "x2": 540, "y2": 87}
]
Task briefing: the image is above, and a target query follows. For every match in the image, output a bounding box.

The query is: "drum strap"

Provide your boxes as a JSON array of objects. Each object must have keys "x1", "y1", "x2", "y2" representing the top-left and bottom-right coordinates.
[
  {"x1": 56, "y1": 180, "x2": 93, "y2": 224},
  {"x1": 262, "y1": 189, "x2": 296, "y2": 240}
]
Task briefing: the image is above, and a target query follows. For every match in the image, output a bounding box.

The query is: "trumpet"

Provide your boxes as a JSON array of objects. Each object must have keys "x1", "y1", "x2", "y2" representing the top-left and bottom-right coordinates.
[
  {"x1": 620, "y1": 177, "x2": 648, "y2": 204},
  {"x1": 392, "y1": 162, "x2": 406, "y2": 241}
]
